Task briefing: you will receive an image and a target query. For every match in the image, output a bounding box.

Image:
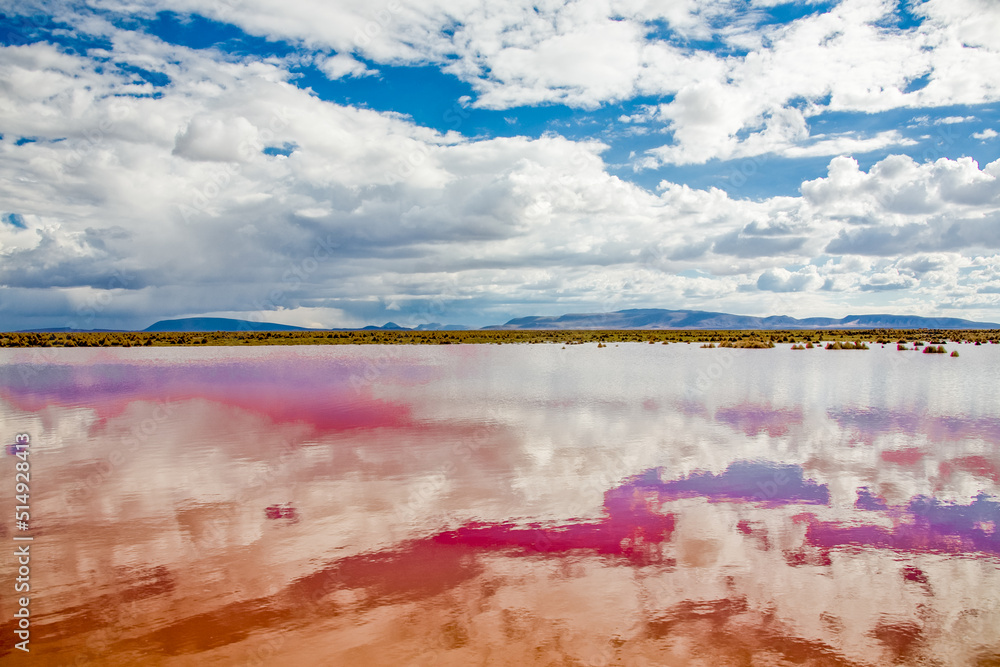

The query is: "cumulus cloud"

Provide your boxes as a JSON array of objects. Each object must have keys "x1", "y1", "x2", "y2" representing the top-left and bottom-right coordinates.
[
  {"x1": 78, "y1": 0, "x2": 1000, "y2": 167},
  {"x1": 317, "y1": 53, "x2": 377, "y2": 79},
  {"x1": 173, "y1": 115, "x2": 260, "y2": 162},
  {"x1": 2, "y1": 4, "x2": 1000, "y2": 328},
  {"x1": 860, "y1": 268, "x2": 919, "y2": 291},
  {"x1": 756, "y1": 266, "x2": 824, "y2": 292},
  {"x1": 801, "y1": 154, "x2": 1000, "y2": 219}
]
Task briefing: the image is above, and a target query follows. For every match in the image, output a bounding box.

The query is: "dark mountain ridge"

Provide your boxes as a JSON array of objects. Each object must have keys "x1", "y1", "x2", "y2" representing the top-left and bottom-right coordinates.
[{"x1": 485, "y1": 308, "x2": 1000, "y2": 330}]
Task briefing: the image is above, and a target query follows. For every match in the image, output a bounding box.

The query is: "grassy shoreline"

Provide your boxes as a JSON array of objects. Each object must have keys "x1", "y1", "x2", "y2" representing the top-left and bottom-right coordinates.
[{"x1": 2, "y1": 328, "x2": 999, "y2": 348}]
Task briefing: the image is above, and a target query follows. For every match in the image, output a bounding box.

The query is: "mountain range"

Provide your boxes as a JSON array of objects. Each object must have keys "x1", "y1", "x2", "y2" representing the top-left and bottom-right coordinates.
[
  {"x1": 139, "y1": 318, "x2": 471, "y2": 332},
  {"x1": 12, "y1": 309, "x2": 1000, "y2": 333},
  {"x1": 484, "y1": 309, "x2": 1000, "y2": 330}
]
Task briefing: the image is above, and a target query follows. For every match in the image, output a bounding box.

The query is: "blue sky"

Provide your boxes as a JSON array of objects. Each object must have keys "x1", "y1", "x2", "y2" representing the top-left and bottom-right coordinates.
[{"x1": 1, "y1": 0, "x2": 1000, "y2": 330}]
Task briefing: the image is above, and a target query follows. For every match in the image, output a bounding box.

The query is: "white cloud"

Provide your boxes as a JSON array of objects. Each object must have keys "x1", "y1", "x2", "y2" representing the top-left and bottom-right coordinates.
[
  {"x1": 3, "y1": 7, "x2": 1000, "y2": 327},
  {"x1": 617, "y1": 106, "x2": 657, "y2": 124},
  {"x1": 756, "y1": 266, "x2": 824, "y2": 292},
  {"x1": 936, "y1": 115, "x2": 976, "y2": 124},
  {"x1": 801, "y1": 154, "x2": 1000, "y2": 219},
  {"x1": 749, "y1": 0, "x2": 826, "y2": 6},
  {"x1": 860, "y1": 267, "x2": 918, "y2": 291},
  {"x1": 46, "y1": 0, "x2": 1000, "y2": 168},
  {"x1": 470, "y1": 16, "x2": 645, "y2": 109},
  {"x1": 781, "y1": 131, "x2": 917, "y2": 159},
  {"x1": 317, "y1": 53, "x2": 377, "y2": 79},
  {"x1": 173, "y1": 115, "x2": 260, "y2": 162},
  {"x1": 915, "y1": 0, "x2": 1000, "y2": 51},
  {"x1": 643, "y1": 122, "x2": 916, "y2": 168},
  {"x1": 973, "y1": 128, "x2": 998, "y2": 140}
]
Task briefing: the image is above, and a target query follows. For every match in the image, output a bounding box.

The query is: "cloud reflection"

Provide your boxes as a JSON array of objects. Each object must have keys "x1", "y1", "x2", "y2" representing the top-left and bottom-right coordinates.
[{"x1": 2, "y1": 346, "x2": 999, "y2": 665}]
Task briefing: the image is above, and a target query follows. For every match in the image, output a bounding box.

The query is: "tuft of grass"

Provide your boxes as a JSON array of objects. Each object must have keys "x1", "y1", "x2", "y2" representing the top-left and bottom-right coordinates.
[{"x1": 826, "y1": 340, "x2": 869, "y2": 350}]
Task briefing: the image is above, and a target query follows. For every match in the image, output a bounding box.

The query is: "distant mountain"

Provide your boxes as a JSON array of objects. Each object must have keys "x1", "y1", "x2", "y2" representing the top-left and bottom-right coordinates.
[
  {"x1": 11, "y1": 311, "x2": 996, "y2": 335},
  {"x1": 15, "y1": 327, "x2": 129, "y2": 333},
  {"x1": 141, "y1": 318, "x2": 470, "y2": 332},
  {"x1": 484, "y1": 308, "x2": 1000, "y2": 330},
  {"x1": 361, "y1": 322, "x2": 408, "y2": 330},
  {"x1": 361, "y1": 322, "x2": 470, "y2": 330},
  {"x1": 143, "y1": 317, "x2": 312, "y2": 332}
]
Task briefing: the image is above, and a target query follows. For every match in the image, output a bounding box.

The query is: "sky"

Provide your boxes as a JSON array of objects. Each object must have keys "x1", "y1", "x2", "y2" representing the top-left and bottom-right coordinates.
[{"x1": 0, "y1": 0, "x2": 999, "y2": 330}]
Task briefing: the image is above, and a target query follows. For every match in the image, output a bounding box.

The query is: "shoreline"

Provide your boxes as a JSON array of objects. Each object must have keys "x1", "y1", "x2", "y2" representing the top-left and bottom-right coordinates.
[{"x1": 2, "y1": 328, "x2": 999, "y2": 348}]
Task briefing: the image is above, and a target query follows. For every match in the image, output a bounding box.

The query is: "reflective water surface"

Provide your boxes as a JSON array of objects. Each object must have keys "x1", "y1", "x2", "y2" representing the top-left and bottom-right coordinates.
[{"x1": 1, "y1": 343, "x2": 999, "y2": 665}]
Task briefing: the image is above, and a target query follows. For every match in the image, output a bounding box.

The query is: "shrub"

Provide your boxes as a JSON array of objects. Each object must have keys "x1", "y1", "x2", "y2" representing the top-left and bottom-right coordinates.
[{"x1": 733, "y1": 339, "x2": 772, "y2": 348}]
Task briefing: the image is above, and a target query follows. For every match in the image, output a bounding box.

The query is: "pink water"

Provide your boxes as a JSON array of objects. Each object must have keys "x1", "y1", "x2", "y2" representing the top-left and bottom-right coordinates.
[{"x1": 1, "y1": 343, "x2": 998, "y2": 665}]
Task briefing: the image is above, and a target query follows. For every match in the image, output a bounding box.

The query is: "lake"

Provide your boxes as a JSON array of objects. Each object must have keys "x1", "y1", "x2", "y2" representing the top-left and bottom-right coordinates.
[{"x1": 1, "y1": 342, "x2": 999, "y2": 665}]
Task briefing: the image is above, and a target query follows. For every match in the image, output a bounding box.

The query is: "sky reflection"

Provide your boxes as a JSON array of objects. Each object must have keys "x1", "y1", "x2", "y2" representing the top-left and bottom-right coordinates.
[{"x1": 1, "y1": 344, "x2": 999, "y2": 665}]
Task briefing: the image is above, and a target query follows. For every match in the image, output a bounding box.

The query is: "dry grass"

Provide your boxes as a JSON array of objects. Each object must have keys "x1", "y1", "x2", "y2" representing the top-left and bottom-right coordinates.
[{"x1": 2, "y1": 328, "x2": 998, "y2": 348}]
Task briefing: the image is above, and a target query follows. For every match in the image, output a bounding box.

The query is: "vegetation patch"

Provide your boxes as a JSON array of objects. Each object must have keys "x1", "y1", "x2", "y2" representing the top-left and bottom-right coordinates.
[
  {"x1": 0, "y1": 328, "x2": 998, "y2": 348},
  {"x1": 825, "y1": 341, "x2": 869, "y2": 350}
]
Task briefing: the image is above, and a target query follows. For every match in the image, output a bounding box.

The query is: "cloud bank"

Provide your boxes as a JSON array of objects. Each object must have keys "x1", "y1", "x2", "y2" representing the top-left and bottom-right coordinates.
[{"x1": 0, "y1": 0, "x2": 999, "y2": 328}]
